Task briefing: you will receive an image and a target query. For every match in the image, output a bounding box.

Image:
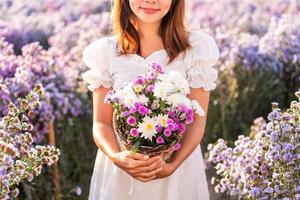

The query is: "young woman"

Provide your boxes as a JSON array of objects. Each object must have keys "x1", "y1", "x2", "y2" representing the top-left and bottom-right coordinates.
[{"x1": 81, "y1": 0, "x2": 220, "y2": 199}]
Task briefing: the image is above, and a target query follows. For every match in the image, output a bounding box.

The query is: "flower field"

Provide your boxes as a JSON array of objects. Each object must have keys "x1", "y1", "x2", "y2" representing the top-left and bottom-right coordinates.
[{"x1": 0, "y1": 0, "x2": 299, "y2": 199}]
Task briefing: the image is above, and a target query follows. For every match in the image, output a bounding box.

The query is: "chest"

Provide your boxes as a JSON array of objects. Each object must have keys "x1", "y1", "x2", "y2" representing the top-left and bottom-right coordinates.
[{"x1": 108, "y1": 51, "x2": 188, "y2": 90}]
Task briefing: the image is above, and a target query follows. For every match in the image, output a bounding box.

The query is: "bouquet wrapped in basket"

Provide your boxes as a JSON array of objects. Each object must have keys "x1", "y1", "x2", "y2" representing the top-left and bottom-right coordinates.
[{"x1": 104, "y1": 63, "x2": 205, "y2": 161}]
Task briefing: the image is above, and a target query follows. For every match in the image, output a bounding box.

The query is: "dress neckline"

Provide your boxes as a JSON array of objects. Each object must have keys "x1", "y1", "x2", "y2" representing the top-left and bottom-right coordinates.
[
  {"x1": 108, "y1": 35, "x2": 167, "y2": 61},
  {"x1": 131, "y1": 49, "x2": 167, "y2": 61}
]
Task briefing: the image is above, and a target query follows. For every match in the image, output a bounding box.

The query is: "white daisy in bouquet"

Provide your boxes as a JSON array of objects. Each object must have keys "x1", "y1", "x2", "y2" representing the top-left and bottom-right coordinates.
[{"x1": 104, "y1": 63, "x2": 205, "y2": 161}]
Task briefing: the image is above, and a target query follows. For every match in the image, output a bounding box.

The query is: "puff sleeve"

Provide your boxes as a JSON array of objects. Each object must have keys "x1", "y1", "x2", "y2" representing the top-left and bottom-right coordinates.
[
  {"x1": 186, "y1": 31, "x2": 220, "y2": 91},
  {"x1": 81, "y1": 37, "x2": 113, "y2": 92}
]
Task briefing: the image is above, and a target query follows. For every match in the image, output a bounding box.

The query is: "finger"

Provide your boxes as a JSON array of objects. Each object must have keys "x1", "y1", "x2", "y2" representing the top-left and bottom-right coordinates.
[
  {"x1": 134, "y1": 167, "x2": 163, "y2": 179},
  {"x1": 128, "y1": 151, "x2": 149, "y2": 160},
  {"x1": 131, "y1": 159, "x2": 163, "y2": 174},
  {"x1": 129, "y1": 156, "x2": 162, "y2": 169},
  {"x1": 135, "y1": 175, "x2": 156, "y2": 182}
]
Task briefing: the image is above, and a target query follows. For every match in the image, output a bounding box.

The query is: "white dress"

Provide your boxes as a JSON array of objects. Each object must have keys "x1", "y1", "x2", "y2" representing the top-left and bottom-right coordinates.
[{"x1": 81, "y1": 30, "x2": 220, "y2": 200}]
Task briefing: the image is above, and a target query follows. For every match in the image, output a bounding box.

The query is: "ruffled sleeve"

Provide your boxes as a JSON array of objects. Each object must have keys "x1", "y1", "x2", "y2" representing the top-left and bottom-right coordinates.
[
  {"x1": 185, "y1": 31, "x2": 220, "y2": 91},
  {"x1": 81, "y1": 37, "x2": 113, "y2": 92}
]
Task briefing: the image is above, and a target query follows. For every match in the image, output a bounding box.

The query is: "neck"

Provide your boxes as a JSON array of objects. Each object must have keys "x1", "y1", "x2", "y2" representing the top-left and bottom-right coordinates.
[{"x1": 136, "y1": 19, "x2": 162, "y2": 40}]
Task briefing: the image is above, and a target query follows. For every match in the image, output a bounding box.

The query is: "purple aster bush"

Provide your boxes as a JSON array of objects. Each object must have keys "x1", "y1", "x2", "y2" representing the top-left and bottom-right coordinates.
[
  {"x1": 206, "y1": 89, "x2": 300, "y2": 199},
  {"x1": 259, "y1": 15, "x2": 300, "y2": 103},
  {"x1": 0, "y1": 0, "x2": 110, "y2": 51},
  {"x1": 0, "y1": 84, "x2": 60, "y2": 200},
  {"x1": 105, "y1": 63, "x2": 205, "y2": 156},
  {"x1": 0, "y1": 38, "x2": 88, "y2": 142},
  {"x1": 187, "y1": 0, "x2": 300, "y2": 36}
]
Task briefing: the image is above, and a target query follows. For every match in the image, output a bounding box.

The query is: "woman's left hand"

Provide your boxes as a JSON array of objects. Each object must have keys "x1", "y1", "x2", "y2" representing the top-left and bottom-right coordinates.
[
  {"x1": 153, "y1": 160, "x2": 176, "y2": 180},
  {"x1": 132, "y1": 157, "x2": 177, "y2": 182}
]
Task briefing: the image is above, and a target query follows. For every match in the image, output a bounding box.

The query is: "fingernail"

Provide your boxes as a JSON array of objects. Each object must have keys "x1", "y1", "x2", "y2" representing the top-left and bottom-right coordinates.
[{"x1": 144, "y1": 155, "x2": 149, "y2": 159}]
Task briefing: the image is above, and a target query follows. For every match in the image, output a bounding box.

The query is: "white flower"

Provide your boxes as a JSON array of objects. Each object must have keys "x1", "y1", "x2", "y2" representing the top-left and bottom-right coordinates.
[
  {"x1": 137, "y1": 116, "x2": 158, "y2": 141},
  {"x1": 138, "y1": 94, "x2": 149, "y2": 105},
  {"x1": 157, "y1": 71, "x2": 190, "y2": 95},
  {"x1": 156, "y1": 114, "x2": 169, "y2": 127},
  {"x1": 153, "y1": 82, "x2": 173, "y2": 100},
  {"x1": 115, "y1": 83, "x2": 139, "y2": 107},
  {"x1": 166, "y1": 93, "x2": 192, "y2": 108},
  {"x1": 123, "y1": 94, "x2": 139, "y2": 107},
  {"x1": 191, "y1": 100, "x2": 205, "y2": 116}
]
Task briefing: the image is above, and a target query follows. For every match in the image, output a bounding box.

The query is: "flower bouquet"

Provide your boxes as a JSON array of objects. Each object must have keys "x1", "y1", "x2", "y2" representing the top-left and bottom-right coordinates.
[{"x1": 105, "y1": 63, "x2": 205, "y2": 161}]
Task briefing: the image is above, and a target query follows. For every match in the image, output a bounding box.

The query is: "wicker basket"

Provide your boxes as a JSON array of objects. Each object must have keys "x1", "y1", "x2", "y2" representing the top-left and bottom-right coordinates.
[{"x1": 112, "y1": 110, "x2": 182, "y2": 162}]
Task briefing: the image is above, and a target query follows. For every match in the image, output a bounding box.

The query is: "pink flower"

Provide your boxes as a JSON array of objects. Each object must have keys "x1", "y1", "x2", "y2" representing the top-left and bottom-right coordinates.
[
  {"x1": 146, "y1": 85, "x2": 155, "y2": 93},
  {"x1": 156, "y1": 136, "x2": 165, "y2": 144},
  {"x1": 164, "y1": 129, "x2": 171, "y2": 137},
  {"x1": 129, "y1": 107, "x2": 137, "y2": 114},
  {"x1": 127, "y1": 116, "x2": 136, "y2": 126},
  {"x1": 130, "y1": 128, "x2": 139, "y2": 137},
  {"x1": 134, "y1": 75, "x2": 145, "y2": 85},
  {"x1": 138, "y1": 105, "x2": 149, "y2": 115},
  {"x1": 178, "y1": 123, "x2": 185, "y2": 133},
  {"x1": 156, "y1": 126, "x2": 163, "y2": 133},
  {"x1": 174, "y1": 143, "x2": 181, "y2": 151}
]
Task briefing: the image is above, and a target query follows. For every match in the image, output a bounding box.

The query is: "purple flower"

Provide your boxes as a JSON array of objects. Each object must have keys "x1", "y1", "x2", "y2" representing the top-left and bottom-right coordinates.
[
  {"x1": 163, "y1": 129, "x2": 171, "y2": 137},
  {"x1": 283, "y1": 152, "x2": 293, "y2": 162},
  {"x1": 281, "y1": 123, "x2": 293, "y2": 133},
  {"x1": 283, "y1": 143, "x2": 294, "y2": 151},
  {"x1": 138, "y1": 105, "x2": 149, "y2": 115},
  {"x1": 129, "y1": 107, "x2": 137, "y2": 114},
  {"x1": 174, "y1": 143, "x2": 181, "y2": 151},
  {"x1": 146, "y1": 85, "x2": 155, "y2": 93},
  {"x1": 186, "y1": 114, "x2": 194, "y2": 124},
  {"x1": 251, "y1": 187, "x2": 260, "y2": 196},
  {"x1": 134, "y1": 101, "x2": 143, "y2": 108},
  {"x1": 134, "y1": 75, "x2": 145, "y2": 85},
  {"x1": 167, "y1": 111, "x2": 176, "y2": 118},
  {"x1": 270, "y1": 130, "x2": 279, "y2": 142},
  {"x1": 156, "y1": 126, "x2": 163, "y2": 133},
  {"x1": 149, "y1": 63, "x2": 163, "y2": 73},
  {"x1": 267, "y1": 110, "x2": 281, "y2": 121},
  {"x1": 178, "y1": 104, "x2": 188, "y2": 113},
  {"x1": 156, "y1": 136, "x2": 165, "y2": 144},
  {"x1": 0, "y1": 166, "x2": 7, "y2": 176},
  {"x1": 127, "y1": 116, "x2": 136, "y2": 126},
  {"x1": 177, "y1": 123, "x2": 186, "y2": 133},
  {"x1": 264, "y1": 187, "x2": 273, "y2": 194},
  {"x1": 120, "y1": 111, "x2": 129, "y2": 117},
  {"x1": 130, "y1": 128, "x2": 139, "y2": 137},
  {"x1": 167, "y1": 119, "x2": 176, "y2": 131}
]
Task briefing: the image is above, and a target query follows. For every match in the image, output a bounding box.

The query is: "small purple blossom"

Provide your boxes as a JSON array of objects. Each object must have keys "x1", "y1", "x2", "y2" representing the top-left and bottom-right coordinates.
[
  {"x1": 146, "y1": 84, "x2": 155, "y2": 93},
  {"x1": 134, "y1": 75, "x2": 145, "y2": 85},
  {"x1": 177, "y1": 123, "x2": 186, "y2": 133},
  {"x1": 156, "y1": 126, "x2": 163, "y2": 133},
  {"x1": 120, "y1": 111, "x2": 129, "y2": 117},
  {"x1": 138, "y1": 105, "x2": 149, "y2": 115},
  {"x1": 163, "y1": 129, "x2": 171, "y2": 137},
  {"x1": 149, "y1": 63, "x2": 163, "y2": 73},
  {"x1": 267, "y1": 110, "x2": 281, "y2": 121},
  {"x1": 174, "y1": 143, "x2": 181, "y2": 151},
  {"x1": 251, "y1": 187, "x2": 260, "y2": 196},
  {"x1": 156, "y1": 136, "x2": 165, "y2": 144},
  {"x1": 127, "y1": 116, "x2": 136, "y2": 126},
  {"x1": 130, "y1": 128, "x2": 139, "y2": 137},
  {"x1": 264, "y1": 187, "x2": 273, "y2": 194},
  {"x1": 129, "y1": 107, "x2": 137, "y2": 114}
]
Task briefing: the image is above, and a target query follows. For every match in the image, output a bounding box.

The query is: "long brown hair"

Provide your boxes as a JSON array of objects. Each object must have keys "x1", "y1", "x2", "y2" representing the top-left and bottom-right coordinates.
[{"x1": 112, "y1": 0, "x2": 191, "y2": 65}]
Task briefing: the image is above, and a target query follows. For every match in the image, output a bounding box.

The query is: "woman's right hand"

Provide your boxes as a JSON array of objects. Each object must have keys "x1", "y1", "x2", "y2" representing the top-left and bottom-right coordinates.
[{"x1": 111, "y1": 150, "x2": 164, "y2": 182}]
